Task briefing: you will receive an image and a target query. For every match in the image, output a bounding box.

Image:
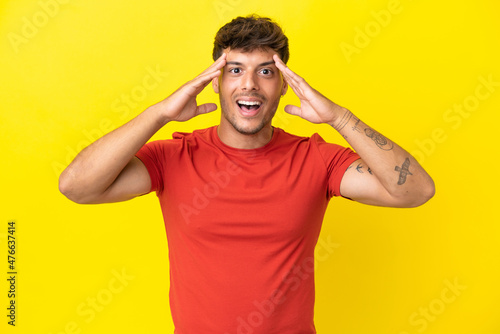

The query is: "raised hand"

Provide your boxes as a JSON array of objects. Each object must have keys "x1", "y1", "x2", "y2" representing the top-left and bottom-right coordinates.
[
  {"x1": 273, "y1": 54, "x2": 345, "y2": 126},
  {"x1": 157, "y1": 53, "x2": 227, "y2": 123}
]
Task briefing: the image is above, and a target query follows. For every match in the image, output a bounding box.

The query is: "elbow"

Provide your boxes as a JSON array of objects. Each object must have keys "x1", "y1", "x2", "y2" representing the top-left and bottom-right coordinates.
[
  {"x1": 58, "y1": 170, "x2": 72, "y2": 198},
  {"x1": 388, "y1": 178, "x2": 435, "y2": 208},
  {"x1": 58, "y1": 170, "x2": 91, "y2": 204},
  {"x1": 420, "y1": 177, "x2": 436, "y2": 205},
  {"x1": 424, "y1": 179, "x2": 436, "y2": 203},
  {"x1": 405, "y1": 179, "x2": 436, "y2": 208},
  {"x1": 59, "y1": 170, "x2": 79, "y2": 203}
]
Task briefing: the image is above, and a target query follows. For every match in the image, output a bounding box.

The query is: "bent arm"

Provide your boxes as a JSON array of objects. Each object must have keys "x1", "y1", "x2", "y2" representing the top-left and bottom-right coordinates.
[
  {"x1": 58, "y1": 106, "x2": 166, "y2": 204},
  {"x1": 59, "y1": 53, "x2": 227, "y2": 204},
  {"x1": 335, "y1": 110, "x2": 435, "y2": 207},
  {"x1": 333, "y1": 109, "x2": 435, "y2": 207},
  {"x1": 273, "y1": 55, "x2": 434, "y2": 208}
]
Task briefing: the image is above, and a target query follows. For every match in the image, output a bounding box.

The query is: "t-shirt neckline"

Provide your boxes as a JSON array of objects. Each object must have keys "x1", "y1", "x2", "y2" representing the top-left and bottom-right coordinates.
[{"x1": 211, "y1": 125, "x2": 280, "y2": 155}]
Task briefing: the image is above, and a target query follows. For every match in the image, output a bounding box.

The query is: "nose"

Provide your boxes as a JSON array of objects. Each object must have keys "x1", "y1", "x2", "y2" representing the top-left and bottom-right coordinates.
[{"x1": 240, "y1": 72, "x2": 259, "y2": 91}]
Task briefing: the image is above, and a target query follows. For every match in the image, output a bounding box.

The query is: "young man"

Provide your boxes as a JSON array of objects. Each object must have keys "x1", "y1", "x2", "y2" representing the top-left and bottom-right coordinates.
[{"x1": 59, "y1": 15, "x2": 434, "y2": 334}]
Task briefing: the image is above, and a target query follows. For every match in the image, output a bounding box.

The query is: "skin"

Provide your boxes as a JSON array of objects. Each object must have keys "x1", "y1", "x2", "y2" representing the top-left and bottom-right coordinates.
[
  {"x1": 59, "y1": 48, "x2": 434, "y2": 207},
  {"x1": 213, "y1": 48, "x2": 287, "y2": 149},
  {"x1": 273, "y1": 55, "x2": 435, "y2": 207}
]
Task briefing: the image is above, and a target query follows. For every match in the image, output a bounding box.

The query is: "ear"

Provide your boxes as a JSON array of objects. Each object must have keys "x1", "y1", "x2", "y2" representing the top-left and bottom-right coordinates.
[
  {"x1": 281, "y1": 78, "x2": 288, "y2": 96},
  {"x1": 212, "y1": 77, "x2": 219, "y2": 94}
]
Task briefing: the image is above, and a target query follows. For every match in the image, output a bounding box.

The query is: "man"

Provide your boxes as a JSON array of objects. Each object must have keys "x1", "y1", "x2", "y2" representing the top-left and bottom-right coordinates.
[{"x1": 59, "y1": 15, "x2": 434, "y2": 334}]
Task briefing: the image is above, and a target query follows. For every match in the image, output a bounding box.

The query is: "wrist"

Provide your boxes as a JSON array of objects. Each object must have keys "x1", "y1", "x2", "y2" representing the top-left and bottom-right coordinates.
[
  {"x1": 327, "y1": 105, "x2": 350, "y2": 128},
  {"x1": 145, "y1": 103, "x2": 171, "y2": 127}
]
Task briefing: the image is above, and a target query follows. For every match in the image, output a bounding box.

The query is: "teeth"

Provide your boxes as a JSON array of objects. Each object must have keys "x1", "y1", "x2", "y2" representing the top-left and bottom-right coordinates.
[{"x1": 237, "y1": 100, "x2": 261, "y2": 106}]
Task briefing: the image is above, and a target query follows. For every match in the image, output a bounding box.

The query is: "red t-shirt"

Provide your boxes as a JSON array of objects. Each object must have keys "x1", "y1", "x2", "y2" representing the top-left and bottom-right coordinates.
[{"x1": 136, "y1": 126, "x2": 359, "y2": 334}]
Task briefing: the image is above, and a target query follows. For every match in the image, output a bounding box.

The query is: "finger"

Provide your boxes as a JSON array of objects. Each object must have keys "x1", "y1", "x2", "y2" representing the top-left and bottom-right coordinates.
[
  {"x1": 273, "y1": 54, "x2": 286, "y2": 69},
  {"x1": 189, "y1": 55, "x2": 226, "y2": 92},
  {"x1": 273, "y1": 55, "x2": 306, "y2": 97},
  {"x1": 188, "y1": 54, "x2": 226, "y2": 92},
  {"x1": 202, "y1": 53, "x2": 227, "y2": 75},
  {"x1": 273, "y1": 54, "x2": 292, "y2": 81},
  {"x1": 196, "y1": 69, "x2": 222, "y2": 85},
  {"x1": 273, "y1": 54, "x2": 301, "y2": 85},
  {"x1": 187, "y1": 69, "x2": 222, "y2": 94},
  {"x1": 196, "y1": 103, "x2": 218, "y2": 115},
  {"x1": 284, "y1": 104, "x2": 302, "y2": 117}
]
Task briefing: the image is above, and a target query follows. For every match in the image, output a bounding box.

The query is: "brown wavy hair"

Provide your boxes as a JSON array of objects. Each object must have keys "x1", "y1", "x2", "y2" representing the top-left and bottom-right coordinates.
[{"x1": 212, "y1": 14, "x2": 289, "y2": 63}]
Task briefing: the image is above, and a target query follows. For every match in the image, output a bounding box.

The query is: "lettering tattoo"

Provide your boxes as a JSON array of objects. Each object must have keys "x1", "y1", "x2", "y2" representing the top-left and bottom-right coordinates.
[
  {"x1": 395, "y1": 158, "x2": 413, "y2": 185},
  {"x1": 364, "y1": 128, "x2": 394, "y2": 151},
  {"x1": 352, "y1": 117, "x2": 362, "y2": 133}
]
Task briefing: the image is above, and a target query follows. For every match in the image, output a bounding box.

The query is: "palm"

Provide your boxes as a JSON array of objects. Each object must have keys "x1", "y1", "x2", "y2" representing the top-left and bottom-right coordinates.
[
  {"x1": 164, "y1": 84, "x2": 204, "y2": 122},
  {"x1": 158, "y1": 53, "x2": 226, "y2": 123},
  {"x1": 274, "y1": 55, "x2": 337, "y2": 125},
  {"x1": 288, "y1": 86, "x2": 333, "y2": 124}
]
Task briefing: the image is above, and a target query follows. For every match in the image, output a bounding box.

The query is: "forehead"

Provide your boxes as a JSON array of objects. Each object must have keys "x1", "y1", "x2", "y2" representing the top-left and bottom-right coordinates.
[{"x1": 224, "y1": 47, "x2": 276, "y2": 65}]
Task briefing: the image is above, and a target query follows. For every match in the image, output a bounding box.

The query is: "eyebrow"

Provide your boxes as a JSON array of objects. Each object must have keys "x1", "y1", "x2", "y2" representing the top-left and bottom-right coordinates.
[{"x1": 226, "y1": 60, "x2": 275, "y2": 67}]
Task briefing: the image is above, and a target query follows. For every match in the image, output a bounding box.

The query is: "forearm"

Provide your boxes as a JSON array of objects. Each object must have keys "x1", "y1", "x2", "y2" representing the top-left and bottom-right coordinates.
[
  {"x1": 59, "y1": 105, "x2": 167, "y2": 202},
  {"x1": 272, "y1": 55, "x2": 434, "y2": 206},
  {"x1": 330, "y1": 107, "x2": 435, "y2": 206},
  {"x1": 59, "y1": 53, "x2": 226, "y2": 203}
]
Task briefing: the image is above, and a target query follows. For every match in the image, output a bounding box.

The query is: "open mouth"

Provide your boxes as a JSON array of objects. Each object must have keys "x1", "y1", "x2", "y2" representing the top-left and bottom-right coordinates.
[{"x1": 236, "y1": 100, "x2": 262, "y2": 117}]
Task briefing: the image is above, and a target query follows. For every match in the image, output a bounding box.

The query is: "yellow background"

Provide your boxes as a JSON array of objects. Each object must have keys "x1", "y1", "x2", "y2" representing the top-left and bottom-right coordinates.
[{"x1": 1, "y1": 0, "x2": 499, "y2": 333}]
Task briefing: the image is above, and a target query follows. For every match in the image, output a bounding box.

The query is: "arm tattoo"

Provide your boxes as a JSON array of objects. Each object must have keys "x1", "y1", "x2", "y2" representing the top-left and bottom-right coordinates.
[
  {"x1": 333, "y1": 110, "x2": 356, "y2": 132},
  {"x1": 356, "y1": 163, "x2": 364, "y2": 173},
  {"x1": 364, "y1": 128, "x2": 394, "y2": 151},
  {"x1": 395, "y1": 158, "x2": 413, "y2": 185},
  {"x1": 352, "y1": 117, "x2": 362, "y2": 133},
  {"x1": 355, "y1": 163, "x2": 373, "y2": 175}
]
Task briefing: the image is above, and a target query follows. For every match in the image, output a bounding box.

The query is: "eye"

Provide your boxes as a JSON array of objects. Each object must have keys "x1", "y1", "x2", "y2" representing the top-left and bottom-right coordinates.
[
  {"x1": 260, "y1": 68, "x2": 272, "y2": 75},
  {"x1": 229, "y1": 68, "x2": 241, "y2": 74}
]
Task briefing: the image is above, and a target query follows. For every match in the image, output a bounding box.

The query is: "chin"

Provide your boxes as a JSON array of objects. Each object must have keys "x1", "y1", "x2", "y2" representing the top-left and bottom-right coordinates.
[
  {"x1": 228, "y1": 117, "x2": 268, "y2": 135},
  {"x1": 220, "y1": 96, "x2": 277, "y2": 136}
]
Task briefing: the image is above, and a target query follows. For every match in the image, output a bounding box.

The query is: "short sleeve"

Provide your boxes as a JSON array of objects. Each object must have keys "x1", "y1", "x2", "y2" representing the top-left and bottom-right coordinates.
[
  {"x1": 135, "y1": 140, "x2": 168, "y2": 193},
  {"x1": 312, "y1": 133, "x2": 360, "y2": 199}
]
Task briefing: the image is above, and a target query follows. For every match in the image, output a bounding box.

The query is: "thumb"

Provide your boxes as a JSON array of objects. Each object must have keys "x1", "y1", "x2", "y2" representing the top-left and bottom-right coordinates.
[
  {"x1": 284, "y1": 105, "x2": 301, "y2": 117},
  {"x1": 196, "y1": 103, "x2": 218, "y2": 115}
]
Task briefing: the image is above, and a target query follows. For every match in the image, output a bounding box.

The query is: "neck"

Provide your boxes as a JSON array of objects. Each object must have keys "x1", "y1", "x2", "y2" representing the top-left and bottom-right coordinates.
[{"x1": 217, "y1": 122, "x2": 274, "y2": 149}]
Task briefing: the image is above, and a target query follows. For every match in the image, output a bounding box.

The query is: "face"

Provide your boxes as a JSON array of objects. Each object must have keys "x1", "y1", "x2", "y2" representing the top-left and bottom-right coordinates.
[{"x1": 213, "y1": 48, "x2": 287, "y2": 135}]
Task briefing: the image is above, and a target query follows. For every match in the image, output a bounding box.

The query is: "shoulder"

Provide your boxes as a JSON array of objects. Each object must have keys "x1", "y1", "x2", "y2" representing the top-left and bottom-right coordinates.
[
  {"x1": 273, "y1": 127, "x2": 318, "y2": 146},
  {"x1": 278, "y1": 128, "x2": 359, "y2": 167},
  {"x1": 274, "y1": 127, "x2": 346, "y2": 151},
  {"x1": 138, "y1": 127, "x2": 215, "y2": 159},
  {"x1": 147, "y1": 126, "x2": 215, "y2": 148},
  {"x1": 273, "y1": 128, "x2": 358, "y2": 168},
  {"x1": 172, "y1": 126, "x2": 214, "y2": 141}
]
